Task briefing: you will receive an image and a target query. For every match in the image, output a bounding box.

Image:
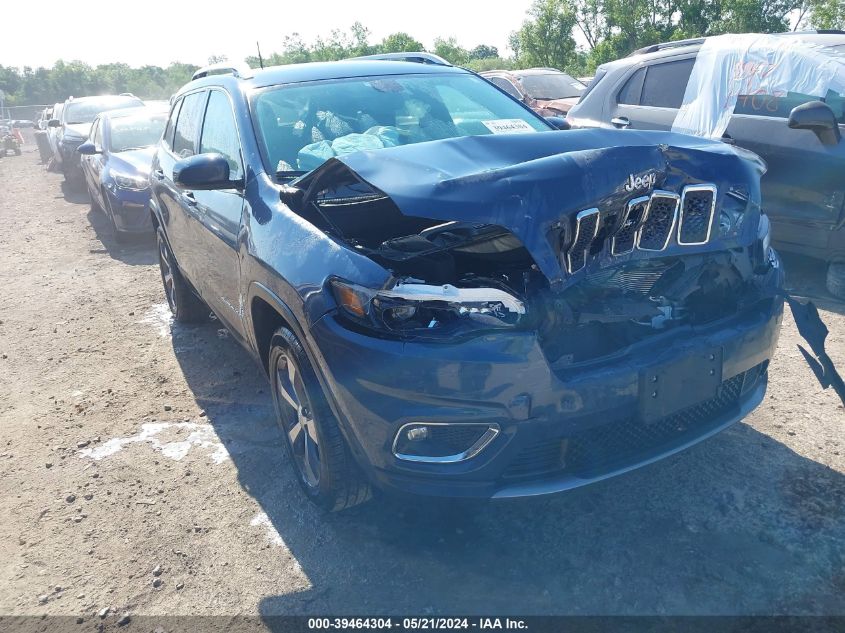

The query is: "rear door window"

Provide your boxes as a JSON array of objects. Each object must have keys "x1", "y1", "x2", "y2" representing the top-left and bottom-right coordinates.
[
  {"x1": 639, "y1": 59, "x2": 695, "y2": 109},
  {"x1": 172, "y1": 91, "x2": 207, "y2": 158}
]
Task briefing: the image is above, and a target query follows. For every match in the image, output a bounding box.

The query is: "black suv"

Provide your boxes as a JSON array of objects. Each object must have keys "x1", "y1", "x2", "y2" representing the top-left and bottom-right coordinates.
[
  {"x1": 150, "y1": 59, "x2": 783, "y2": 510},
  {"x1": 568, "y1": 31, "x2": 845, "y2": 298}
]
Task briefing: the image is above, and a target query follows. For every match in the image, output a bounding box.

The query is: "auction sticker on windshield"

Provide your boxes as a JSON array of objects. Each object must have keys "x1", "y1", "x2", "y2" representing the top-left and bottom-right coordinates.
[{"x1": 482, "y1": 119, "x2": 538, "y2": 134}]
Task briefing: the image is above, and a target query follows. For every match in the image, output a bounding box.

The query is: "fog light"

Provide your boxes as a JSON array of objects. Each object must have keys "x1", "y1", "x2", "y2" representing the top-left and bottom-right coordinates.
[
  {"x1": 406, "y1": 426, "x2": 429, "y2": 441},
  {"x1": 392, "y1": 423, "x2": 500, "y2": 463}
]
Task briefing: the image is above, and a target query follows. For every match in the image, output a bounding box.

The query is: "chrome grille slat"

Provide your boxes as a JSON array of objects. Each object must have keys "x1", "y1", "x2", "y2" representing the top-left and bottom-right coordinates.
[
  {"x1": 678, "y1": 184, "x2": 716, "y2": 245},
  {"x1": 611, "y1": 196, "x2": 649, "y2": 255},
  {"x1": 563, "y1": 184, "x2": 717, "y2": 276},
  {"x1": 636, "y1": 191, "x2": 680, "y2": 252},
  {"x1": 566, "y1": 208, "x2": 600, "y2": 274}
]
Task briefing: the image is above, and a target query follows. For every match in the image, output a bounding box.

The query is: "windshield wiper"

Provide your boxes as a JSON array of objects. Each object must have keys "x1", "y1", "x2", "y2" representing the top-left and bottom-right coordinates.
[{"x1": 276, "y1": 170, "x2": 307, "y2": 182}]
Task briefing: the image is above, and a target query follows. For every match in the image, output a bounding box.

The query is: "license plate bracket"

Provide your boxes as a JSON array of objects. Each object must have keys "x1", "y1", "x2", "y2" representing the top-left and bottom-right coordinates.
[{"x1": 639, "y1": 348, "x2": 723, "y2": 422}]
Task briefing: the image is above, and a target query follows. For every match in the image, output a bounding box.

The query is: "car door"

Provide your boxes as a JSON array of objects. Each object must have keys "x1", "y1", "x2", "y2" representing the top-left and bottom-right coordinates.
[
  {"x1": 608, "y1": 56, "x2": 696, "y2": 131},
  {"x1": 191, "y1": 89, "x2": 247, "y2": 338},
  {"x1": 725, "y1": 90, "x2": 845, "y2": 252},
  {"x1": 154, "y1": 91, "x2": 208, "y2": 286},
  {"x1": 87, "y1": 118, "x2": 108, "y2": 207},
  {"x1": 81, "y1": 117, "x2": 100, "y2": 195}
]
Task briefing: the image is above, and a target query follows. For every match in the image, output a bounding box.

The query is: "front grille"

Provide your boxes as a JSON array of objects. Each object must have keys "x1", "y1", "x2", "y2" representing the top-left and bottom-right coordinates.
[
  {"x1": 638, "y1": 192, "x2": 679, "y2": 251},
  {"x1": 584, "y1": 260, "x2": 674, "y2": 296},
  {"x1": 679, "y1": 185, "x2": 716, "y2": 244},
  {"x1": 612, "y1": 196, "x2": 648, "y2": 255},
  {"x1": 566, "y1": 208, "x2": 600, "y2": 273},
  {"x1": 562, "y1": 184, "x2": 716, "y2": 273},
  {"x1": 501, "y1": 363, "x2": 765, "y2": 482}
]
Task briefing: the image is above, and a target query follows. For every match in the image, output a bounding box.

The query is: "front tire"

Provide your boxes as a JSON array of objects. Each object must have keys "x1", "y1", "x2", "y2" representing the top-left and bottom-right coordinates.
[
  {"x1": 103, "y1": 190, "x2": 127, "y2": 243},
  {"x1": 269, "y1": 327, "x2": 371, "y2": 511},
  {"x1": 827, "y1": 261, "x2": 845, "y2": 300},
  {"x1": 155, "y1": 227, "x2": 208, "y2": 322}
]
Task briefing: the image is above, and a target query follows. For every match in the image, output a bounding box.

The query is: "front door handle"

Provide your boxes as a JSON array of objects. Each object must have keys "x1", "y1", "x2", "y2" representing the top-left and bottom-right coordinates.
[
  {"x1": 182, "y1": 191, "x2": 197, "y2": 206},
  {"x1": 611, "y1": 116, "x2": 631, "y2": 129},
  {"x1": 152, "y1": 169, "x2": 165, "y2": 181}
]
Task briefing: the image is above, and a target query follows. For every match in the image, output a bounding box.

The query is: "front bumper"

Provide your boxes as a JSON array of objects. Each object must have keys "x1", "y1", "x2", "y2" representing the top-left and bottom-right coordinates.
[
  {"x1": 59, "y1": 140, "x2": 84, "y2": 175},
  {"x1": 106, "y1": 187, "x2": 153, "y2": 233},
  {"x1": 308, "y1": 274, "x2": 784, "y2": 499}
]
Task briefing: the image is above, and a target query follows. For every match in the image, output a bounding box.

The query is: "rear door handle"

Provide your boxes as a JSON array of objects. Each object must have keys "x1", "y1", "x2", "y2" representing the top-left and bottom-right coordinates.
[
  {"x1": 721, "y1": 133, "x2": 736, "y2": 145},
  {"x1": 152, "y1": 169, "x2": 165, "y2": 180},
  {"x1": 611, "y1": 116, "x2": 630, "y2": 129}
]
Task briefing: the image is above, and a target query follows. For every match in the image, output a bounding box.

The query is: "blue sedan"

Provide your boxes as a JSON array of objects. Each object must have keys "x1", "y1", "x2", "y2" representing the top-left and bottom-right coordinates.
[{"x1": 78, "y1": 106, "x2": 168, "y2": 241}]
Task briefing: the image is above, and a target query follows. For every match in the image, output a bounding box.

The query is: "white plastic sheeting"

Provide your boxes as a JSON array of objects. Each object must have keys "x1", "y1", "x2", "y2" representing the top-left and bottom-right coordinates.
[{"x1": 672, "y1": 33, "x2": 845, "y2": 139}]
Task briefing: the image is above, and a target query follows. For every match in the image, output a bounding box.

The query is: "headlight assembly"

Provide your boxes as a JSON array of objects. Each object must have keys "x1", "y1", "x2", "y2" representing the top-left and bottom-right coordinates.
[
  {"x1": 329, "y1": 278, "x2": 525, "y2": 337},
  {"x1": 112, "y1": 171, "x2": 149, "y2": 191},
  {"x1": 719, "y1": 185, "x2": 750, "y2": 238}
]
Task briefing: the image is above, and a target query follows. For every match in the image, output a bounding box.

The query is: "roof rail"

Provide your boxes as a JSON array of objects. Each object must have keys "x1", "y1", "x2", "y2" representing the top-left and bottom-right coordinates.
[
  {"x1": 191, "y1": 62, "x2": 253, "y2": 81},
  {"x1": 630, "y1": 37, "x2": 706, "y2": 56},
  {"x1": 631, "y1": 30, "x2": 845, "y2": 57},
  {"x1": 350, "y1": 52, "x2": 451, "y2": 66}
]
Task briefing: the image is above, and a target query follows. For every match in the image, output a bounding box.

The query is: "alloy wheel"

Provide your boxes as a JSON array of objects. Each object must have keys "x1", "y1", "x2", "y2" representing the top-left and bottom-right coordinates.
[
  {"x1": 275, "y1": 352, "x2": 321, "y2": 488},
  {"x1": 157, "y1": 234, "x2": 177, "y2": 312}
]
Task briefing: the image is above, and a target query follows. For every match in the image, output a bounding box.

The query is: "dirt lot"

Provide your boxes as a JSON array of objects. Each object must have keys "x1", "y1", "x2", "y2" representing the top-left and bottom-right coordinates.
[{"x1": 1, "y1": 144, "x2": 844, "y2": 625}]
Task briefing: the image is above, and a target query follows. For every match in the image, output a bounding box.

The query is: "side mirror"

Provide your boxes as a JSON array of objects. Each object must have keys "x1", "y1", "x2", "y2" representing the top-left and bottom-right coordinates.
[
  {"x1": 47, "y1": 119, "x2": 61, "y2": 128},
  {"x1": 173, "y1": 153, "x2": 235, "y2": 190},
  {"x1": 788, "y1": 101, "x2": 841, "y2": 145},
  {"x1": 545, "y1": 116, "x2": 571, "y2": 130},
  {"x1": 77, "y1": 141, "x2": 100, "y2": 155}
]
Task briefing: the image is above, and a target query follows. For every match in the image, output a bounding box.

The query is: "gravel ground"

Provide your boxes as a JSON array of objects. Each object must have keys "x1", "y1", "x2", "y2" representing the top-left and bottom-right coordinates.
[{"x1": 1, "y1": 145, "x2": 844, "y2": 625}]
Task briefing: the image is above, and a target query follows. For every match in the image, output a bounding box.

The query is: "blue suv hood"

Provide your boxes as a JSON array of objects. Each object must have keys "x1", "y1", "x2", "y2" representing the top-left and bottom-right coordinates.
[{"x1": 298, "y1": 129, "x2": 765, "y2": 289}]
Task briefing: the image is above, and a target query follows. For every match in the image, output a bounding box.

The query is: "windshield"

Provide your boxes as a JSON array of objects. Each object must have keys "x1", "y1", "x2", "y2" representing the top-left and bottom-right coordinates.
[
  {"x1": 109, "y1": 112, "x2": 167, "y2": 152},
  {"x1": 63, "y1": 96, "x2": 142, "y2": 124},
  {"x1": 520, "y1": 74, "x2": 585, "y2": 100},
  {"x1": 251, "y1": 73, "x2": 550, "y2": 175}
]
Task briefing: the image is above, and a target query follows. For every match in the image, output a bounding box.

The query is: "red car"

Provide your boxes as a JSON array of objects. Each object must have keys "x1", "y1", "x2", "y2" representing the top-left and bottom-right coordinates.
[{"x1": 481, "y1": 68, "x2": 586, "y2": 116}]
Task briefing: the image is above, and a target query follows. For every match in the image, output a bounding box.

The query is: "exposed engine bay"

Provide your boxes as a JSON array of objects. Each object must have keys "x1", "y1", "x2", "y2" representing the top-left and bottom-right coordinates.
[{"x1": 284, "y1": 130, "x2": 780, "y2": 364}]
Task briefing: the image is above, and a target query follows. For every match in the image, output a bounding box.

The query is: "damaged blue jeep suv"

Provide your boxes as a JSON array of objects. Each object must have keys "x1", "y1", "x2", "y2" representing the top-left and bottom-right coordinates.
[{"x1": 150, "y1": 58, "x2": 784, "y2": 510}]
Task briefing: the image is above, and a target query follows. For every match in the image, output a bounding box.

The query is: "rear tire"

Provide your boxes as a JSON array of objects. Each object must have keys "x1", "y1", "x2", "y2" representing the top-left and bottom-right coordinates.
[
  {"x1": 827, "y1": 262, "x2": 845, "y2": 300},
  {"x1": 155, "y1": 227, "x2": 208, "y2": 323},
  {"x1": 269, "y1": 326, "x2": 371, "y2": 511}
]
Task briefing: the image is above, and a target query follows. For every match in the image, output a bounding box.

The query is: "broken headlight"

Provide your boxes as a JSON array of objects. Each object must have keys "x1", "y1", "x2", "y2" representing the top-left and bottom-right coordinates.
[
  {"x1": 330, "y1": 279, "x2": 525, "y2": 336},
  {"x1": 718, "y1": 185, "x2": 750, "y2": 238}
]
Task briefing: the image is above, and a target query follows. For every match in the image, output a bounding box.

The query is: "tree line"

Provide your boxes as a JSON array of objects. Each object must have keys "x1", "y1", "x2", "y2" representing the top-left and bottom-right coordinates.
[{"x1": 2, "y1": 0, "x2": 843, "y2": 107}]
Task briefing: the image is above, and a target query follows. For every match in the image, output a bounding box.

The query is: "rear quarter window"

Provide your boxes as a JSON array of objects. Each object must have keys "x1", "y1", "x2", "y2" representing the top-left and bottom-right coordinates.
[{"x1": 617, "y1": 67, "x2": 646, "y2": 105}]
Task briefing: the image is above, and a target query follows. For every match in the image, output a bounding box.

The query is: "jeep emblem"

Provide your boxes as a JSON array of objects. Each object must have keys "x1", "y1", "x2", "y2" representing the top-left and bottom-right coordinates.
[{"x1": 624, "y1": 172, "x2": 657, "y2": 192}]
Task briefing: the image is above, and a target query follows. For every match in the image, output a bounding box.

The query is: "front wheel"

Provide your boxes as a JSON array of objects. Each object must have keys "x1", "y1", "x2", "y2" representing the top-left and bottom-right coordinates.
[
  {"x1": 269, "y1": 327, "x2": 371, "y2": 511},
  {"x1": 827, "y1": 262, "x2": 845, "y2": 300},
  {"x1": 155, "y1": 227, "x2": 208, "y2": 323},
  {"x1": 103, "y1": 190, "x2": 127, "y2": 243}
]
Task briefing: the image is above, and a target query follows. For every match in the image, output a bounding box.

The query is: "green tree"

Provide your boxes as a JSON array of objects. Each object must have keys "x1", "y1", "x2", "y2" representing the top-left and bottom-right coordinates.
[
  {"x1": 433, "y1": 37, "x2": 469, "y2": 65},
  {"x1": 379, "y1": 32, "x2": 425, "y2": 53},
  {"x1": 469, "y1": 44, "x2": 499, "y2": 60},
  {"x1": 513, "y1": 0, "x2": 578, "y2": 70}
]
